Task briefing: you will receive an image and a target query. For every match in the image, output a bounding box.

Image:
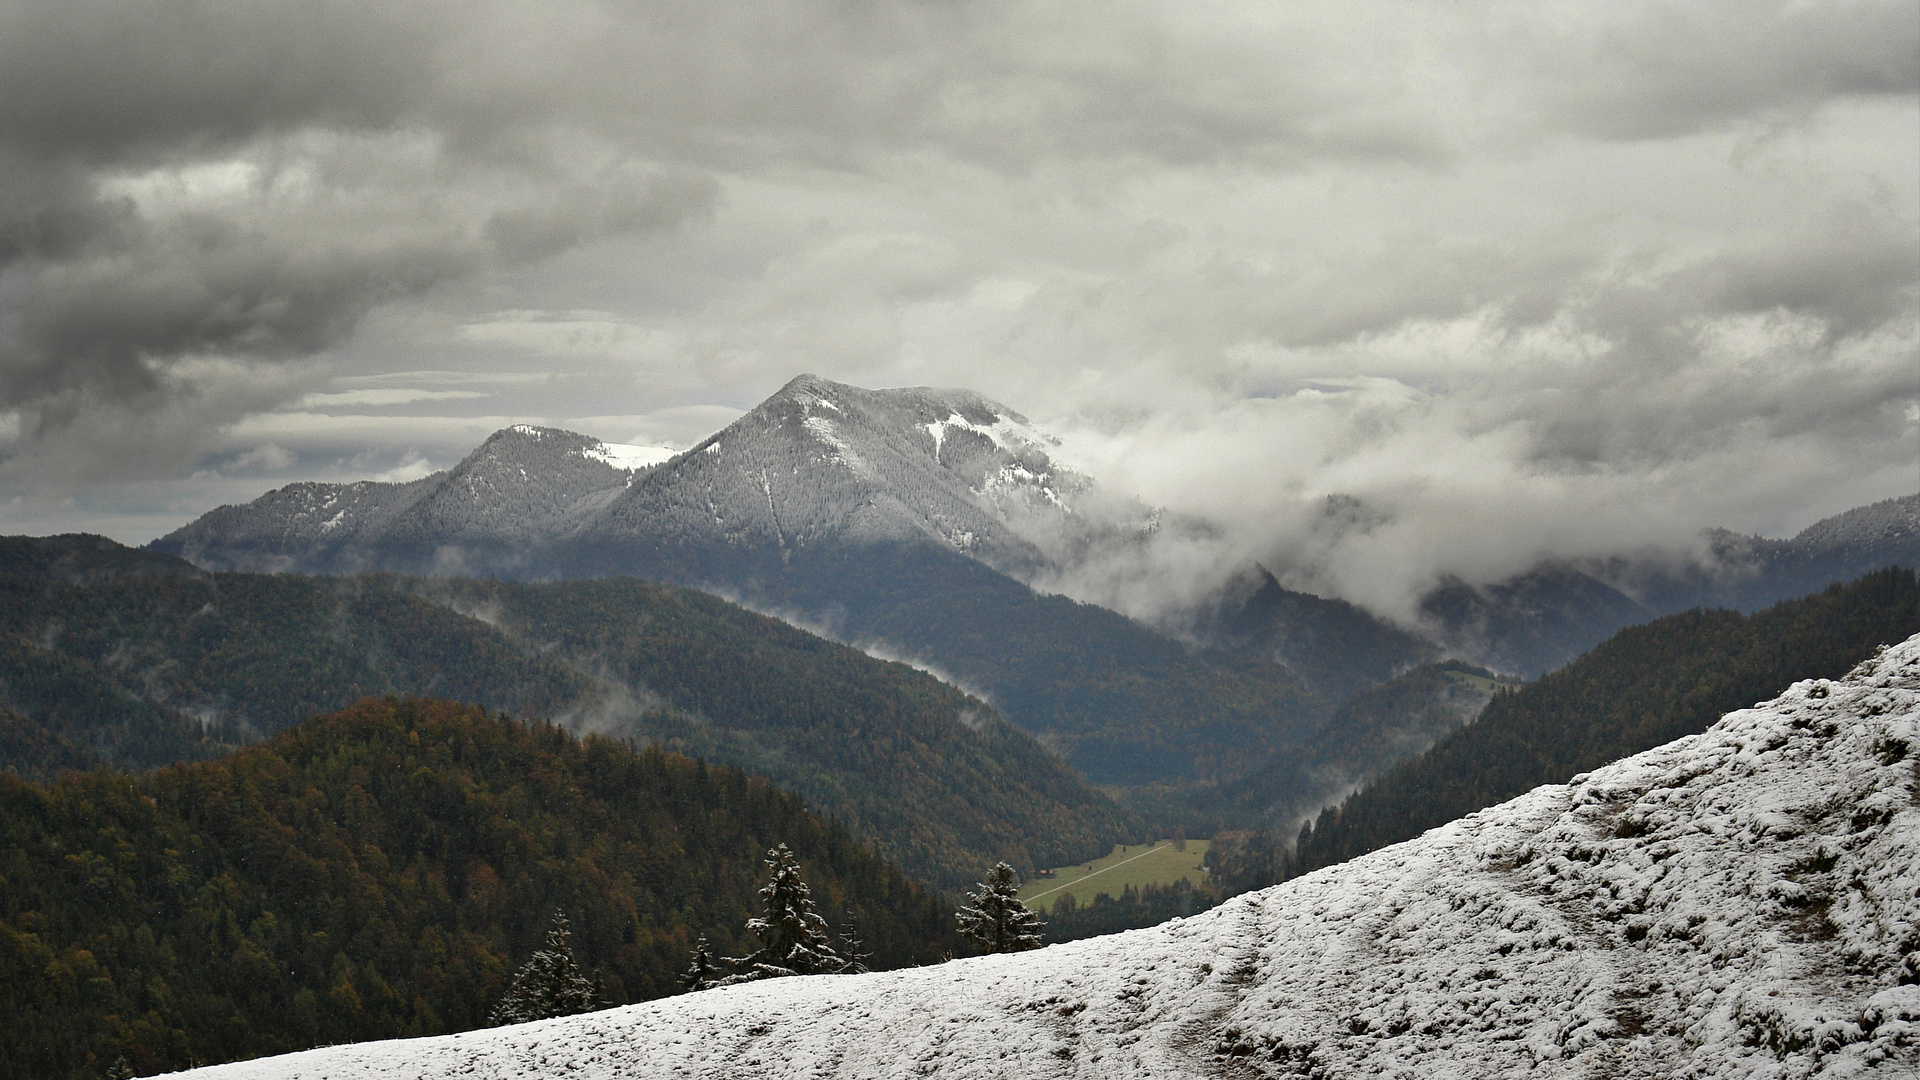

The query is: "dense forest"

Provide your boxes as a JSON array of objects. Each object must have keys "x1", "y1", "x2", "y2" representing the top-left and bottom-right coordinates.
[
  {"x1": 0, "y1": 697, "x2": 959, "y2": 1080},
  {"x1": 750, "y1": 542, "x2": 1327, "y2": 791},
  {"x1": 0, "y1": 537, "x2": 1134, "y2": 887},
  {"x1": 1203, "y1": 660, "x2": 1511, "y2": 831},
  {"x1": 1215, "y1": 567, "x2": 1920, "y2": 891},
  {"x1": 402, "y1": 573, "x2": 1140, "y2": 880}
]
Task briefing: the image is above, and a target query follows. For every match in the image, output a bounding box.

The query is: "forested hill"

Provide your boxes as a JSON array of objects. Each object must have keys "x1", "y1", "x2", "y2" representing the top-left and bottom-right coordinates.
[
  {"x1": 0, "y1": 697, "x2": 960, "y2": 1080},
  {"x1": 0, "y1": 536, "x2": 1136, "y2": 887},
  {"x1": 1215, "y1": 567, "x2": 1920, "y2": 891}
]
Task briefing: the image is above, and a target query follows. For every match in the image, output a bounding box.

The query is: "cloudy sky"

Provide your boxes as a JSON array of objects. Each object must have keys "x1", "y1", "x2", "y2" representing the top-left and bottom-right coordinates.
[{"x1": 0, "y1": 0, "x2": 1914, "y2": 599}]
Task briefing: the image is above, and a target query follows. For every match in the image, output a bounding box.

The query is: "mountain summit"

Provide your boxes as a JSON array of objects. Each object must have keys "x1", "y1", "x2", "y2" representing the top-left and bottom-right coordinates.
[
  {"x1": 152, "y1": 375, "x2": 1123, "y2": 581},
  {"x1": 564, "y1": 373, "x2": 1119, "y2": 578},
  {"x1": 154, "y1": 425, "x2": 672, "y2": 576}
]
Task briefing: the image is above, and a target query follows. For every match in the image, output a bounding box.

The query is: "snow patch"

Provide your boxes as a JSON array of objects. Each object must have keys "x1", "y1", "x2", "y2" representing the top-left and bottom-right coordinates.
[
  {"x1": 802, "y1": 416, "x2": 861, "y2": 471},
  {"x1": 579, "y1": 441, "x2": 676, "y2": 471}
]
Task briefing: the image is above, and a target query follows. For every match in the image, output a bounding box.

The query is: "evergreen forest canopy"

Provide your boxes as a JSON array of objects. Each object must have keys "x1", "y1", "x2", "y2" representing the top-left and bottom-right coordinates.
[
  {"x1": 0, "y1": 535, "x2": 1136, "y2": 887},
  {"x1": 1214, "y1": 567, "x2": 1920, "y2": 891},
  {"x1": 0, "y1": 697, "x2": 960, "y2": 1080}
]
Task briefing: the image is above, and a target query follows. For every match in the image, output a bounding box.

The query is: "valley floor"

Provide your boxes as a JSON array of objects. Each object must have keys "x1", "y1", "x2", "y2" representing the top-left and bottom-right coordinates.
[{"x1": 164, "y1": 636, "x2": 1920, "y2": 1079}]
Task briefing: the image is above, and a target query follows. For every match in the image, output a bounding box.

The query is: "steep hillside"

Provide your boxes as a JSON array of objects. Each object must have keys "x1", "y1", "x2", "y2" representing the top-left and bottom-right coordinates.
[
  {"x1": 0, "y1": 698, "x2": 959, "y2": 1080},
  {"x1": 1411, "y1": 494, "x2": 1919, "y2": 677},
  {"x1": 1205, "y1": 565, "x2": 1437, "y2": 704},
  {"x1": 1417, "y1": 564, "x2": 1652, "y2": 677},
  {"x1": 169, "y1": 632, "x2": 1920, "y2": 1079},
  {"x1": 151, "y1": 426, "x2": 668, "y2": 576},
  {"x1": 392, "y1": 572, "x2": 1140, "y2": 875},
  {"x1": 1207, "y1": 660, "x2": 1509, "y2": 832},
  {"x1": 1693, "y1": 492, "x2": 1920, "y2": 612},
  {"x1": 0, "y1": 537, "x2": 1135, "y2": 887},
  {"x1": 722, "y1": 543, "x2": 1324, "y2": 790},
  {"x1": 1273, "y1": 567, "x2": 1920, "y2": 885}
]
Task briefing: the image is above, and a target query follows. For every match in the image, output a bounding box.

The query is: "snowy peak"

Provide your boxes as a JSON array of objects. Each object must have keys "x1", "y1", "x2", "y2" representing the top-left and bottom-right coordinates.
[
  {"x1": 743, "y1": 373, "x2": 1082, "y2": 507},
  {"x1": 492, "y1": 424, "x2": 675, "y2": 474},
  {"x1": 149, "y1": 376, "x2": 1128, "y2": 580},
  {"x1": 149, "y1": 425, "x2": 678, "y2": 575},
  {"x1": 177, "y1": 633, "x2": 1920, "y2": 1078},
  {"x1": 584, "y1": 375, "x2": 1107, "y2": 571}
]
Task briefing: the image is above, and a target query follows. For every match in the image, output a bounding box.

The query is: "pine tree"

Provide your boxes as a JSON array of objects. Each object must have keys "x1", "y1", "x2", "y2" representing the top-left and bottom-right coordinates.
[
  {"x1": 721, "y1": 844, "x2": 845, "y2": 982},
  {"x1": 489, "y1": 910, "x2": 602, "y2": 1025},
  {"x1": 679, "y1": 935, "x2": 723, "y2": 992},
  {"x1": 837, "y1": 906, "x2": 871, "y2": 975},
  {"x1": 956, "y1": 862, "x2": 1045, "y2": 954}
]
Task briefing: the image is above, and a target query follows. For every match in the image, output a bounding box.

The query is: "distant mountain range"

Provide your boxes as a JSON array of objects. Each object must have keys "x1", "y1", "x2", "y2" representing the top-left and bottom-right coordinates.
[
  {"x1": 147, "y1": 373, "x2": 1917, "y2": 803},
  {"x1": 153, "y1": 377, "x2": 1332, "y2": 796},
  {"x1": 1410, "y1": 493, "x2": 1920, "y2": 675}
]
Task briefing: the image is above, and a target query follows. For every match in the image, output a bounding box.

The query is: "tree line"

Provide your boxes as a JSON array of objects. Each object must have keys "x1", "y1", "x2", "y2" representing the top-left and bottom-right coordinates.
[{"x1": 0, "y1": 697, "x2": 961, "y2": 1079}]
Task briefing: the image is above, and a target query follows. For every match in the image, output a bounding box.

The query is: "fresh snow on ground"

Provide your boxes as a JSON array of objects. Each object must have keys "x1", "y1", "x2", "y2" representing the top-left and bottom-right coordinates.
[
  {"x1": 579, "y1": 441, "x2": 677, "y2": 471},
  {"x1": 162, "y1": 635, "x2": 1920, "y2": 1079}
]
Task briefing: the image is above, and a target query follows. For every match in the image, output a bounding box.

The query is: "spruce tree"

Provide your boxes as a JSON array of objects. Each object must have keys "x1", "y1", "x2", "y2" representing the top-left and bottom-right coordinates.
[
  {"x1": 489, "y1": 910, "x2": 602, "y2": 1025},
  {"x1": 837, "y1": 907, "x2": 871, "y2": 975},
  {"x1": 721, "y1": 843, "x2": 845, "y2": 982},
  {"x1": 956, "y1": 862, "x2": 1045, "y2": 954},
  {"x1": 679, "y1": 935, "x2": 723, "y2": 992}
]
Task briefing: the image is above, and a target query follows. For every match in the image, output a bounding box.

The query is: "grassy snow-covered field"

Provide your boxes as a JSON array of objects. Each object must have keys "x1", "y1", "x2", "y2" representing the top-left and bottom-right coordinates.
[{"x1": 162, "y1": 635, "x2": 1920, "y2": 1079}]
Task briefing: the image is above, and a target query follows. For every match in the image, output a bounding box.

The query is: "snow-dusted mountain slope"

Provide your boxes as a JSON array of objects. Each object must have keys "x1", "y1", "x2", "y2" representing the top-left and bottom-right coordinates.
[
  {"x1": 152, "y1": 426, "x2": 669, "y2": 574},
  {"x1": 562, "y1": 373, "x2": 1134, "y2": 577},
  {"x1": 167, "y1": 635, "x2": 1920, "y2": 1079},
  {"x1": 1697, "y1": 494, "x2": 1920, "y2": 612},
  {"x1": 1400, "y1": 495, "x2": 1919, "y2": 678},
  {"x1": 154, "y1": 375, "x2": 1142, "y2": 582}
]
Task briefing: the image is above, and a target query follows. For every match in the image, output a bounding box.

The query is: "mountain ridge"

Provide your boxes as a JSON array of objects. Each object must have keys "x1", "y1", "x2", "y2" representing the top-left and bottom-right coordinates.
[{"x1": 0, "y1": 534, "x2": 1136, "y2": 886}]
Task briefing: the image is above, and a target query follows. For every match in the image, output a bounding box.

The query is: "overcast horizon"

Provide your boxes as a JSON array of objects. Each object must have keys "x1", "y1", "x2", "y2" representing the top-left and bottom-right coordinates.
[{"x1": 0, "y1": 1, "x2": 1914, "y2": 600}]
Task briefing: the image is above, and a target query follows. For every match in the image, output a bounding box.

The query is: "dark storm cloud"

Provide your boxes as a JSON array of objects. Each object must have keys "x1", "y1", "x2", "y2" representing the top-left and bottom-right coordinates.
[
  {"x1": 1517, "y1": 0, "x2": 1920, "y2": 140},
  {"x1": 0, "y1": 0, "x2": 437, "y2": 161},
  {"x1": 0, "y1": 0, "x2": 717, "y2": 484}
]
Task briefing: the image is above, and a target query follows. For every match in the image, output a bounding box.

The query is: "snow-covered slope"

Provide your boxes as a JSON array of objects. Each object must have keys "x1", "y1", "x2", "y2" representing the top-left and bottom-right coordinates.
[
  {"x1": 152, "y1": 426, "x2": 670, "y2": 574},
  {"x1": 566, "y1": 373, "x2": 1131, "y2": 577},
  {"x1": 154, "y1": 375, "x2": 1136, "y2": 580},
  {"x1": 165, "y1": 635, "x2": 1920, "y2": 1079}
]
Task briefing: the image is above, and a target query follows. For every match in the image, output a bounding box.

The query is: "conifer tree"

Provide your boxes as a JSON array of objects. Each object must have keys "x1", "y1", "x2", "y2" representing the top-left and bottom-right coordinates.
[
  {"x1": 837, "y1": 907, "x2": 871, "y2": 975},
  {"x1": 956, "y1": 862, "x2": 1045, "y2": 954},
  {"x1": 721, "y1": 844, "x2": 846, "y2": 982},
  {"x1": 489, "y1": 910, "x2": 602, "y2": 1025},
  {"x1": 679, "y1": 935, "x2": 723, "y2": 992}
]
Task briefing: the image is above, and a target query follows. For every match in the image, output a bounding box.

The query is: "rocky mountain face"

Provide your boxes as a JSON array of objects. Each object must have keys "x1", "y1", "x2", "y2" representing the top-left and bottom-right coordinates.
[
  {"x1": 154, "y1": 425, "x2": 665, "y2": 576},
  {"x1": 171, "y1": 634, "x2": 1920, "y2": 1080},
  {"x1": 153, "y1": 376, "x2": 1123, "y2": 583},
  {"x1": 566, "y1": 374, "x2": 1125, "y2": 579}
]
